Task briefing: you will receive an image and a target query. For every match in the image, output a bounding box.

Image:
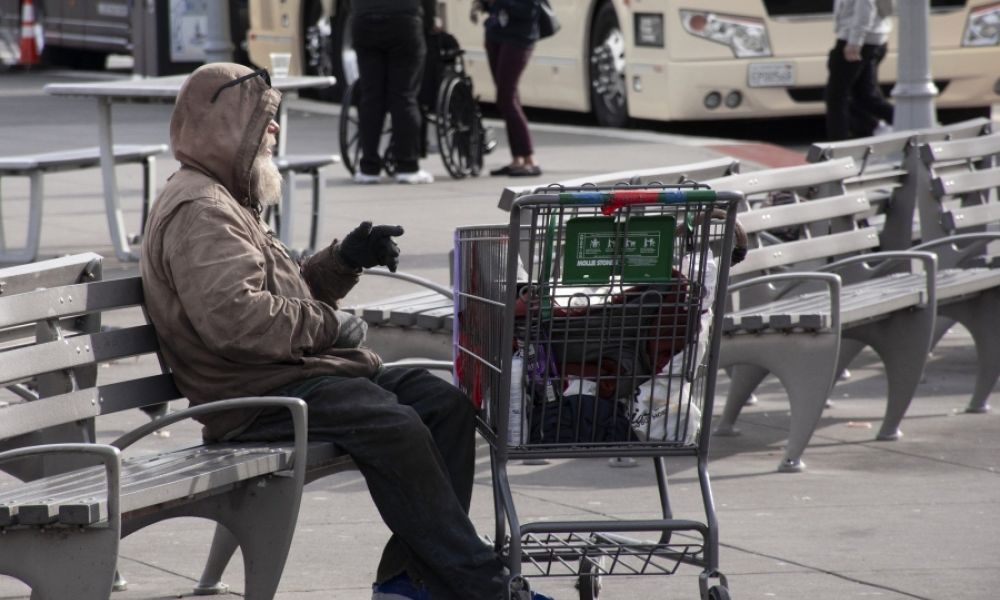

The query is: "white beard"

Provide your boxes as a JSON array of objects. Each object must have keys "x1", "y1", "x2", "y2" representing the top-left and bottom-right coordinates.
[{"x1": 249, "y1": 152, "x2": 282, "y2": 208}]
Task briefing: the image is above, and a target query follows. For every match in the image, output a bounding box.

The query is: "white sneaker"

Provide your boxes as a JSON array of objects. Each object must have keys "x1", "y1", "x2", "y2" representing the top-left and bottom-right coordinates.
[
  {"x1": 395, "y1": 169, "x2": 434, "y2": 184},
  {"x1": 353, "y1": 172, "x2": 381, "y2": 184}
]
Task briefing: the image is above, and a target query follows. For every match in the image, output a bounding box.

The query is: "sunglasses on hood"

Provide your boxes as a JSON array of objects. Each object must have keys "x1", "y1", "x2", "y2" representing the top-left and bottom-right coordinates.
[{"x1": 210, "y1": 68, "x2": 272, "y2": 104}]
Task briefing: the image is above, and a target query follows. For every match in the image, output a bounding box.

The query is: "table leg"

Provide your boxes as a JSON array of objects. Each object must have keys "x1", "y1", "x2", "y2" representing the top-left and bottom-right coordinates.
[
  {"x1": 275, "y1": 102, "x2": 294, "y2": 248},
  {"x1": 96, "y1": 97, "x2": 139, "y2": 262}
]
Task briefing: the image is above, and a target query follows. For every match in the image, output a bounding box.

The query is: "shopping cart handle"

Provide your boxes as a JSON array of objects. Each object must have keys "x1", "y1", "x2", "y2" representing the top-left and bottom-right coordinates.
[{"x1": 557, "y1": 189, "x2": 718, "y2": 215}]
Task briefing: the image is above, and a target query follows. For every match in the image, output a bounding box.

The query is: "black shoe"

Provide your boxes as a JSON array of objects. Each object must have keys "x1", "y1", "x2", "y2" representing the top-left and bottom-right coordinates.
[
  {"x1": 508, "y1": 164, "x2": 542, "y2": 177},
  {"x1": 490, "y1": 165, "x2": 514, "y2": 176}
]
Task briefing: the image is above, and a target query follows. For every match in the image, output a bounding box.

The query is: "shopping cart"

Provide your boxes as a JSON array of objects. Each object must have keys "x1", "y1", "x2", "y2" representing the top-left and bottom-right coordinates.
[{"x1": 453, "y1": 184, "x2": 741, "y2": 600}]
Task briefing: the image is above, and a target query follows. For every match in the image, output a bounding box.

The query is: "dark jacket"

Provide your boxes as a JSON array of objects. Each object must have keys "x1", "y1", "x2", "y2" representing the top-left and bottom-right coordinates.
[
  {"x1": 140, "y1": 63, "x2": 381, "y2": 442},
  {"x1": 485, "y1": 0, "x2": 540, "y2": 47}
]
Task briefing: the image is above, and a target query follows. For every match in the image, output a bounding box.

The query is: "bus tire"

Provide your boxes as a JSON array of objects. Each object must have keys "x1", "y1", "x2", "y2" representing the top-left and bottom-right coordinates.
[{"x1": 589, "y1": 2, "x2": 629, "y2": 128}]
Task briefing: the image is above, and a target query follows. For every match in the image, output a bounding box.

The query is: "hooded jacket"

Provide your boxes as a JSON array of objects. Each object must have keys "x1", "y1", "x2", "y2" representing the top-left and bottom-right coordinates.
[{"x1": 141, "y1": 63, "x2": 381, "y2": 441}]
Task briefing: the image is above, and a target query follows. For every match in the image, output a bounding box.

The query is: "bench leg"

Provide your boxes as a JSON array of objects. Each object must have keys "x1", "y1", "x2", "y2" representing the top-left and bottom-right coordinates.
[
  {"x1": 717, "y1": 332, "x2": 841, "y2": 472},
  {"x1": 937, "y1": 291, "x2": 1000, "y2": 413},
  {"x1": 309, "y1": 169, "x2": 322, "y2": 252},
  {"x1": 0, "y1": 527, "x2": 117, "y2": 600},
  {"x1": 140, "y1": 155, "x2": 157, "y2": 236},
  {"x1": 0, "y1": 172, "x2": 43, "y2": 264},
  {"x1": 193, "y1": 524, "x2": 239, "y2": 595},
  {"x1": 121, "y1": 473, "x2": 304, "y2": 600},
  {"x1": 846, "y1": 307, "x2": 935, "y2": 441}
]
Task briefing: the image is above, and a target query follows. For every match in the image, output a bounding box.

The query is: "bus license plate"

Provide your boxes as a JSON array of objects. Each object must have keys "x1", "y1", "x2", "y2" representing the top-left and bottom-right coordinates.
[{"x1": 748, "y1": 63, "x2": 795, "y2": 88}]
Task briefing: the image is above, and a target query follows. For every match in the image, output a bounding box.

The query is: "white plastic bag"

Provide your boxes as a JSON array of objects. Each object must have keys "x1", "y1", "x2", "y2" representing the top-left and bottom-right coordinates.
[{"x1": 628, "y1": 374, "x2": 701, "y2": 444}]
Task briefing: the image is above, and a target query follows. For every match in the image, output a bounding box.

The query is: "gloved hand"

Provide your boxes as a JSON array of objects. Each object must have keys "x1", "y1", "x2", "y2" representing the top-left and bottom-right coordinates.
[
  {"x1": 332, "y1": 310, "x2": 368, "y2": 348},
  {"x1": 338, "y1": 221, "x2": 405, "y2": 272}
]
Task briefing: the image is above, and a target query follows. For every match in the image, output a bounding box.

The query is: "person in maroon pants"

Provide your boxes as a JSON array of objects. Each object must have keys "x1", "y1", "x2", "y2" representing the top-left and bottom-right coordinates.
[{"x1": 477, "y1": 0, "x2": 543, "y2": 177}]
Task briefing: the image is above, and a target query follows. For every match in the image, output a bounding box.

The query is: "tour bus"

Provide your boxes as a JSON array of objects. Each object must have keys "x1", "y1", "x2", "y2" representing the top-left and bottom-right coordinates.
[{"x1": 246, "y1": 0, "x2": 1000, "y2": 126}]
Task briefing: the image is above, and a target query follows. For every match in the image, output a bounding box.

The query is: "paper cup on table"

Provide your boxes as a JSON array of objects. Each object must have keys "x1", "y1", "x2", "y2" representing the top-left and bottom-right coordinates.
[{"x1": 269, "y1": 52, "x2": 291, "y2": 78}]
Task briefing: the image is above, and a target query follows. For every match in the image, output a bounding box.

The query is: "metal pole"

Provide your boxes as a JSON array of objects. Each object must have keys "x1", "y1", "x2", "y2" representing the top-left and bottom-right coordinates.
[
  {"x1": 891, "y1": 0, "x2": 938, "y2": 130},
  {"x1": 203, "y1": 0, "x2": 234, "y2": 64}
]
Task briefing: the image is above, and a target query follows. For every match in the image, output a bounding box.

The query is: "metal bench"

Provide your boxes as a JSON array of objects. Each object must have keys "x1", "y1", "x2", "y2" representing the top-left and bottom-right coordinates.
[
  {"x1": 0, "y1": 253, "x2": 355, "y2": 599},
  {"x1": 806, "y1": 117, "x2": 993, "y2": 249},
  {"x1": 913, "y1": 131, "x2": 1000, "y2": 413},
  {"x1": 702, "y1": 158, "x2": 938, "y2": 471},
  {"x1": 0, "y1": 144, "x2": 167, "y2": 264}
]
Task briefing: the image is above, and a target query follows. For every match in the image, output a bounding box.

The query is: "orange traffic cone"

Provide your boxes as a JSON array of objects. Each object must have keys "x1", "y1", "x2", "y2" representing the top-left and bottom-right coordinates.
[{"x1": 18, "y1": 0, "x2": 40, "y2": 67}]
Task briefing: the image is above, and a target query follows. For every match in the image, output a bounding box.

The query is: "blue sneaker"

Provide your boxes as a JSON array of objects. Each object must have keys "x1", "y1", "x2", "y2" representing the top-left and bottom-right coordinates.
[{"x1": 371, "y1": 572, "x2": 431, "y2": 600}]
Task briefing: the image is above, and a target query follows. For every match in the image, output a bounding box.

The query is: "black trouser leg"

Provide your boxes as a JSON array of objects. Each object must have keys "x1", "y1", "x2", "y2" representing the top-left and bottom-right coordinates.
[
  {"x1": 233, "y1": 368, "x2": 505, "y2": 600},
  {"x1": 383, "y1": 17, "x2": 426, "y2": 173},
  {"x1": 852, "y1": 42, "x2": 894, "y2": 130},
  {"x1": 354, "y1": 36, "x2": 389, "y2": 176}
]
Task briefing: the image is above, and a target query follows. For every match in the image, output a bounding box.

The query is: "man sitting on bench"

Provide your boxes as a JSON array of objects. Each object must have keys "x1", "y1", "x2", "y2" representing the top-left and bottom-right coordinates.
[{"x1": 139, "y1": 63, "x2": 551, "y2": 600}]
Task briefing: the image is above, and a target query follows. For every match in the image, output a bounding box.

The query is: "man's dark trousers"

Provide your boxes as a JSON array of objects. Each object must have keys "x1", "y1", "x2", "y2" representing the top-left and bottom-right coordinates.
[
  {"x1": 825, "y1": 39, "x2": 894, "y2": 141},
  {"x1": 353, "y1": 14, "x2": 426, "y2": 175},
  {"x1": 233, "y1": 366, "x2": 506, "y2": 600}
]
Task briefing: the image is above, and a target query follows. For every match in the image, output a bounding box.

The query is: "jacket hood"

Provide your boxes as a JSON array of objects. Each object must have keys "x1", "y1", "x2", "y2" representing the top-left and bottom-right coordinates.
[{"x1": 170, "y1": 63, "x2": 282, "y2": 203}]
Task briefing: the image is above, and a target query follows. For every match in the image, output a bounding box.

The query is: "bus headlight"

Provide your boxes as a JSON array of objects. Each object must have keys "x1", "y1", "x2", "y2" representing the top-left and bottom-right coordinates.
[
  {"x1": 963, "y1": 3, "x2": 1000, "y2": 47},
  {"x1": 680, "y1": 10, "x2": 772, "y2": 58}
]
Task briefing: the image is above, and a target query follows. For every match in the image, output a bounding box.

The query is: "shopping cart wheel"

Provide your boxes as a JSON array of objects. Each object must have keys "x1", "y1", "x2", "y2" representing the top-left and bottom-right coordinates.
[
  {"x1": 576, "y1": 557, "x2": 603, "y2": 599},
  {"x1": 707, "y1": 584, "x2": 732, "y2": 600}
]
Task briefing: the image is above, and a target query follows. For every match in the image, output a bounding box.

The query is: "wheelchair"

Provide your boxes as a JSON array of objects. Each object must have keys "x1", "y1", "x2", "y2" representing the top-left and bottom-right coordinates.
[{"x1": 339, "y1": 31, "x2": 496, "y2": 180}]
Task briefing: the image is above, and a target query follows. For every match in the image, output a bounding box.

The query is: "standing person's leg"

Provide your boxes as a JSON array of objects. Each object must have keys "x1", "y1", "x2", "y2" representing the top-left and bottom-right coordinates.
[
  {"x1": 232, "y1": 372, "x2": 506, "y2": 600},
  {"x1": 354, "y1": 18, "x2": 390, "y2": 178},
  {"x1": 852, "y1": 42, "x2": 894, "y2": 129},
  {"x1": 825, "y1": 39, "x2": 863, "y2": 141},
  {"x1": 384, "y1": 15, "x2": 427, "y2": 176},
  {"x1": 488, "y1": 40, "x2": 536, "y2": 174}
]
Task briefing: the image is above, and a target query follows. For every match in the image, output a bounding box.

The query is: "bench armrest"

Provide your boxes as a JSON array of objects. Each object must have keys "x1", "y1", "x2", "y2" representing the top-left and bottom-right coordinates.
[
  {"x1": 383, "y1": 359, "x2": 454, "y2": 372},
  {"x1": 727, "y1": 272, "x2": 843, "y2": 333},
  {"x1": 111, "y1": 397, "x2": 309, "y2": 485},
  {"x1": 363, "y1": 268, "x2": 453, "y2": 300},
  {"x1": 0, "y1": 444, "x2": 121, "y2": 530}
]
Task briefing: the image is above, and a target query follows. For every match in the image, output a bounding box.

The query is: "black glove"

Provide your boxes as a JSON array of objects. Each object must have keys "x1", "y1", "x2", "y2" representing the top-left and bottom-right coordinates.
[{"x1": 338, "y1": 221, "x2": 404, "y2": 272}]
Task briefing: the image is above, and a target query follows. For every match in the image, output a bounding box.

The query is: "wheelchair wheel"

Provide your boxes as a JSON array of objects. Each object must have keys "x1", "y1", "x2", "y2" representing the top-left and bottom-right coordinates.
[
  {"x1": 436, "y1": 74, "x2": 483, "y2": 179},
  {"x1": 338, "y1": 81, "x2": 396, "y2": 176},
  {"x1": 338, "y1": 81, "x2": 362, "y2": 175}
]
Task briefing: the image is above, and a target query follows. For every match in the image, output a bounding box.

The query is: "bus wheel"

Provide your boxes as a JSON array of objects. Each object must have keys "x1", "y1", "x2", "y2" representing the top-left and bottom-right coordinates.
[{"x1": 589, "y1": 2, "x2": 629, "y2": 127}]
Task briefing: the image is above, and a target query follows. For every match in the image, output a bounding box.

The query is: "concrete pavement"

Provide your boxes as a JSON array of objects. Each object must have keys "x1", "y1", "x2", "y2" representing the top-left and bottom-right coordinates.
[{"x1": 0, "y1": 70, "x2": 998, "y2": 599}]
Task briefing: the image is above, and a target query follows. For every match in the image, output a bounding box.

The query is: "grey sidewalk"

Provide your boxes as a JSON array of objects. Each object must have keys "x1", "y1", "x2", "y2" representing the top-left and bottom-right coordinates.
[{"x1": 0, "y1": 71, "x2": 998, "y2": 599}]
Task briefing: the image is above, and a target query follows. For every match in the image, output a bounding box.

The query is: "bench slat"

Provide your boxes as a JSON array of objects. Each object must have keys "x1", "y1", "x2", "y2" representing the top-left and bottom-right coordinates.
[
  {"x1": 0, "y1": 278, "x2": 143, "y2": 330},
  {"x1": 388, "y1": 297, "x2": 455, "y2": 327},
  {"x1": 358, "y1": 290, "x2": 445, "y2": 323},
  {"x1": 0, "y1": 144, "x2": 166, "y2": 174},
  {"x1": 942, "y1": 202, "x2": 1000, "y2": 231},
  {"x1": 933, "y1": 165, "x2": 1000, "y2": 197},
  {"x1": 731, "y1": 229, "x2": 880, "y2": 276},
  {"x1": 16, "y1": 446, "x2": 293, "y2": 525},
  {"x1": 0, "y1": 325, "x2": 160, "y2": 386},
  {"x1": 0, "y1": 374, "x2": 183, "y2": 443},
  {"x1": 935, "y1": 268, "x2": 1000, "y2": 302},
  {"x1": 736, "y1": 192, "x2": 870, "y2": 234},
  {"x1": 2, "y1": 441, "x2": 351, "y2": 527},
  {"x1": 705, "y1": 158, "x2": 857, "y2": 195},
  {"x1": 921, "y1": 132, "x2": 1000, "y2": 163}
]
